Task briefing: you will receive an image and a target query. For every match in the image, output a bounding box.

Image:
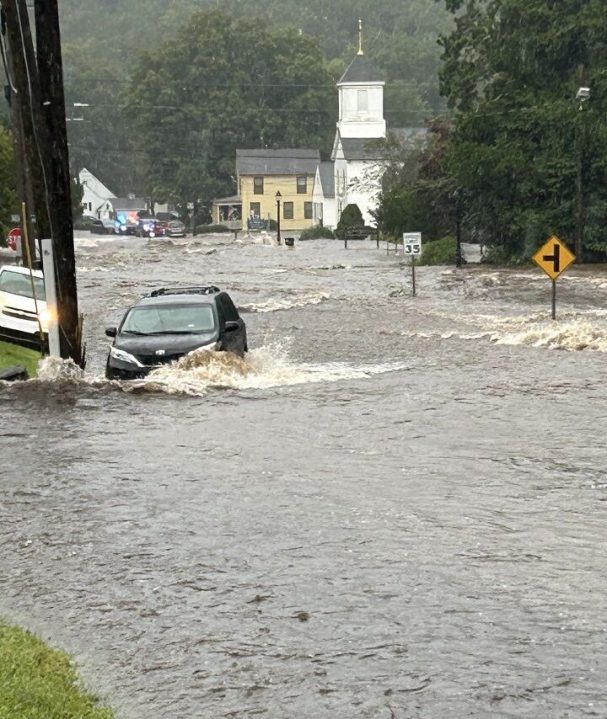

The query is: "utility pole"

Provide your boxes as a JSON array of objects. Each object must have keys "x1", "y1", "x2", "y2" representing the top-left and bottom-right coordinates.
[
  {"x1": 1, "y1": 0, "x2": 51, "y2": 249},
  {"x1": 34, "y1": 0, "x2": 83, "y2": 365},
  {"x1": 1, "y1": 0, "x2": 83, "y2": 365}
]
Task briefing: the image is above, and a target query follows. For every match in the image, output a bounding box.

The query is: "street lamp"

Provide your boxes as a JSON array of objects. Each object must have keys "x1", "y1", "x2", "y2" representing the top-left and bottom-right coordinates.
[
  {"x1": 275, "y1": 190, "x2": 282, "y2": 245},
  {"x1": 575, "y1": 85, "x2": 590, "y2": 262}
]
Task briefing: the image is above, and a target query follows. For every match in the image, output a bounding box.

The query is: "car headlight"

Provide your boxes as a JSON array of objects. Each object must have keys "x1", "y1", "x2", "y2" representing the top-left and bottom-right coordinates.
[
  {"x1": 120, "y1": 224, "x2": 127, "y2": 231},
  {"x1": 38, "y1": 307, "x2": 55, "y2": 332},
  {"x1": 109, "y1": 346, "x2": 144, "y2": 366}
]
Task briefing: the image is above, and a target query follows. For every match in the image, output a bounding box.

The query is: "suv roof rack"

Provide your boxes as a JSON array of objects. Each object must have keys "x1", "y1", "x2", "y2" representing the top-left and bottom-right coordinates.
[{"x1": 150, "y1": 286, "x2": 221, "y2": 297}]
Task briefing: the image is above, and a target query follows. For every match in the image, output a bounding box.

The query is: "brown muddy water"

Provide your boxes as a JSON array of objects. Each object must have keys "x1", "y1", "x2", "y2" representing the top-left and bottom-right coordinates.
[{"x1": 1, "y1": 234, "x2": 607, "y2": 718}]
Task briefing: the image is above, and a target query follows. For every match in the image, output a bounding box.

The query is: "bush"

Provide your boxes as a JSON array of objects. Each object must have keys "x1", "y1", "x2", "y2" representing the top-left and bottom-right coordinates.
[
  {"x1": 299, "y1": 225, "x2": 335, "y2": 240},
  {"x1": 194, "y1": 223, "x2": 231, "y2": 234},
  {"x1": 336, "y1": 203, "x2": 364, "y2": 238},
  {"x1": 418, "y1": 236, "x2": 458, "y2": 266}
]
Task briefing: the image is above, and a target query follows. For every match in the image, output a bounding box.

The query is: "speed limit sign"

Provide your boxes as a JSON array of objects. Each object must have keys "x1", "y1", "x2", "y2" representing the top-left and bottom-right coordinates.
[{"x1": 403, "y1": 232, "x2": 422, "y2": 256}]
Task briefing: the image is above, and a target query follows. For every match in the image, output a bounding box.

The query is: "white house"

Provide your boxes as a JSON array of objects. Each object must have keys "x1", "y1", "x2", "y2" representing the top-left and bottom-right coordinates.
[{"x1": 79, "y1": 168, "x2": 116, "y2": 219}]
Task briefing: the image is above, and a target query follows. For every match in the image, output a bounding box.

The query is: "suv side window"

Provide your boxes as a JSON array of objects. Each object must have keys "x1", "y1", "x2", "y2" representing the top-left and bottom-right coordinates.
[{"x1": 218, "y1": 293, "x2": 239, "y2": 322}]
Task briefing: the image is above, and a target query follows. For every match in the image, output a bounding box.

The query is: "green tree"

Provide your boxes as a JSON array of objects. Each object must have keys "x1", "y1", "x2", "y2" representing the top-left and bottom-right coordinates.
[
  {"x1": 0, "y1": 125, "x2": 18, "y2": 240},
  {"x1": 127, "y1": 10, "x2": 337, "y2": 208},
  {"x1": 439, "y1": 0, "x2": 607, "y2": 261},
  {"x1": 374, "y1": 120, "x2": 457, "y2": 242}
]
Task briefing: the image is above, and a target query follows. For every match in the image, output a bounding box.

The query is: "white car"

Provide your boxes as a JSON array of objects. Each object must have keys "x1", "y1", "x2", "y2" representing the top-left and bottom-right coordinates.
[{"x1": 0, "y1": 265, "x2": 49, "y2": 343}]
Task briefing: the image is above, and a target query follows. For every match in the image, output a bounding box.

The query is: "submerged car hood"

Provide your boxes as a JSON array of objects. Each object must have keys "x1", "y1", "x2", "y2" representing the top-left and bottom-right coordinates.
[{"x1": 115, "y1": 331, "x2": 217, "y2": 356}]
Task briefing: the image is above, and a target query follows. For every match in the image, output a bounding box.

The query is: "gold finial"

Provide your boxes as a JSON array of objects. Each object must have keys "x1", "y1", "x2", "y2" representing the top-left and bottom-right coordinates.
[{"x1": 357, "y1": 18, "x2": 364, "y2": 55}]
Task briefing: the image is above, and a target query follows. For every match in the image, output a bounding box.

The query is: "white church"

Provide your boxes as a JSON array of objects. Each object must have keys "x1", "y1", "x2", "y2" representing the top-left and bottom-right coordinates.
[
  {"x1": 312, "y1": 27, "x2": 425, "y2": 230},
  {"x1": 314, "y1": 45, "x2": 387, "y2": 230}
]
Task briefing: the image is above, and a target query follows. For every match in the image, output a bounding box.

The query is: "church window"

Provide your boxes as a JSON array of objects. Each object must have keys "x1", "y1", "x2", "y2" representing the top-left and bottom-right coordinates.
[{"x1": 357, "y1": 89, "x2": 368, "y2": 112}]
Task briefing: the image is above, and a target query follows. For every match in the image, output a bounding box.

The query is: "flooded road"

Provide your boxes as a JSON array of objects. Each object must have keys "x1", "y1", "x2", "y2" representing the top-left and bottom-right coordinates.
[{"x1": 2, "y1": 234, "x2": 607, "y2": 718}]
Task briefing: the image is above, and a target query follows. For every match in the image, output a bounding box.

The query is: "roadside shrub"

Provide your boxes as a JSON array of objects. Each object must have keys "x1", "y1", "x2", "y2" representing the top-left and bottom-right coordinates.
[
  {"x1": 418, "y1": 235, "x2": 457, "y2": 266},
  {"x1": 335, "y1": 203, "x2": 364, "y2": 238},
  {"x1": 482, "y1": 244, "x2": 526, "y2": 266},
  {"x1": 194, "y1": 223, "x2": 231, "y2": 234},
  {"x1": 299, "y1": 225, "x2": 335, "y2": 240}
]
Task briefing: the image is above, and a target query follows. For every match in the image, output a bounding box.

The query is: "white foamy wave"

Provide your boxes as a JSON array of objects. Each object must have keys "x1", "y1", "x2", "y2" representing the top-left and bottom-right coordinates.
[
  {"x1": 240, "y1": 292, "x2": 329, "y2": 313},
  {"x1": 134, "y1": 343, "x2": 408, "y2": 396},
  {"x1": 36, "y1": 356, "x2": 86, "y2": 381},
  {"x1": 492, "y1": 319, "x2": 607, "y2": 352}
]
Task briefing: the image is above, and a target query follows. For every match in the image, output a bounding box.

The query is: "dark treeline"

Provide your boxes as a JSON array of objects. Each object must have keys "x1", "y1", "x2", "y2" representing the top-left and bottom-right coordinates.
[{"x1": 58, "y1": 0, "x2": 450, "y2": 208}]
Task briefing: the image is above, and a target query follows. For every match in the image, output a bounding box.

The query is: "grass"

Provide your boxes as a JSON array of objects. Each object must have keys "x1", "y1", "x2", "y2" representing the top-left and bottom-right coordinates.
[
  {"x1": 0, "y1": 340, "x2": 42, "y2": 378},
  {"x1": 0, "y1": 622, "x2": 114, "y2": 719}
]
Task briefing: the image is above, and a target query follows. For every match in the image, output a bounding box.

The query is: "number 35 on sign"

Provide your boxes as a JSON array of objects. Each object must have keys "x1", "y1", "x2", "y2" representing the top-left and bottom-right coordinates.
[{"x1": 403, "y1": 232, "x2": 422, "y2": 256}]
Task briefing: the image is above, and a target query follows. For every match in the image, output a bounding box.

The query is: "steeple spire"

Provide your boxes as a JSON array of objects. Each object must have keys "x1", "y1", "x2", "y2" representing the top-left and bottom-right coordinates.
[{"x1": 357, "y1": 18, "x2": 363, "y2": 56}]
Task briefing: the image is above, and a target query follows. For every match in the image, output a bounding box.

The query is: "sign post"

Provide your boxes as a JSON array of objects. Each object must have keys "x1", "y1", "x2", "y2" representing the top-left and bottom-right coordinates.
[
  {"x1": 403, "y1": 232, "x2": 422, "y2": 296},
  {"x1": 532, "y1": 235, "x2": 575, "y2": 320}
]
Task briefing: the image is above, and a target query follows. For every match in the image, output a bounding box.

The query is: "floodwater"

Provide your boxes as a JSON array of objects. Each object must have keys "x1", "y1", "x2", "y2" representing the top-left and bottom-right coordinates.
[{"x1": 2, "y1": 234, "x2": 607, "y2": 718}]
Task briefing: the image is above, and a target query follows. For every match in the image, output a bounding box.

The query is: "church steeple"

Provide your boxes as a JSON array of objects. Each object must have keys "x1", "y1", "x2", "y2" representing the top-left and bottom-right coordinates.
[{"x1": 335, "y1": 23, "x2": 386, "y2": 140}]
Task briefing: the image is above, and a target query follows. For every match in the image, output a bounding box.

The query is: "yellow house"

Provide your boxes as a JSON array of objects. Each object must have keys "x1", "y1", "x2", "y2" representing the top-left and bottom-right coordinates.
[{"x1": 236, "y1": 149, "x2": 320, "y2": 232}]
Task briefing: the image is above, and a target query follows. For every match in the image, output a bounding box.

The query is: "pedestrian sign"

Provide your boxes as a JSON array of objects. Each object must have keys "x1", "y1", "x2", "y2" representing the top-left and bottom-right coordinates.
[
  {"x1": 403, "y1": 232, "x2": 422, "y2": 256},
  {"x1": 532, "y1": 236, "x2": 575, "y2": 280}
]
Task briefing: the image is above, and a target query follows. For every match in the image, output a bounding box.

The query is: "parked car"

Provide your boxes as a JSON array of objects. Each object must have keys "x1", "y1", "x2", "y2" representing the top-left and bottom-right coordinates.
[
  {"x1": 136, "y1": 217, "x2": 167, "y2": 238},
  {"x1": 89, "y1": 218, "x2": 117, "y2": 235},
  {"x1": 154, "y1": 219, "x2": 169, "y2": 237},
  {"x1": 155, "y1": 211, "x2": 180, "y2": 222},
  {"x1": 105, "y1": 285, "x2": 247, "y2": 379},
  {"x1": 0, "y1": 265, "x2": 49, "y2": 346},
  {"x1": 167, "y1": 219, "x2": 186, "y2": 237}
]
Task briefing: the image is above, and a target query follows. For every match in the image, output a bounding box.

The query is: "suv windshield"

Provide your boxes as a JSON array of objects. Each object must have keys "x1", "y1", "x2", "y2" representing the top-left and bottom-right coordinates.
[
  {"x1": 121, "y1": 304, "x2": 216, "y2": 335},
  {"x1": 0, "y1": 270, "x2": 46, "y2": 301}
]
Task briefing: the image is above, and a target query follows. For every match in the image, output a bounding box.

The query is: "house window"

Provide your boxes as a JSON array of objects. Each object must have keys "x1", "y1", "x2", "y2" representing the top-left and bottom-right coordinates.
[
  {"x1": 296, "y1": 176, "x2": 307, "y2": 194},
  {"x1": 283, "y1": 202, "x2": 294, "y2": 220},
  {"x1": 250, "y1": 202, "x2": 261, "y2": 218},
  {"x1": 357, "y1": 89, "x2": 368, "y2": 112},
  {"x1": 304, "y1": 202, "x2": 313, "y2": 220},
  {"x1": 253, "y1": 176, "x2": 264, "y2": 194}
]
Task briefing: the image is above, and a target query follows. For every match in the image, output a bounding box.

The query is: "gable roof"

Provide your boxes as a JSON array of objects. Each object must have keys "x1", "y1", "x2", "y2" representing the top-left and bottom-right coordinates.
[
  {"x1": 338, "y1": 54, "x2": 383, "y2": 84},
  {"x1": 79, "y1": 167, "x2": 116, "y2": 199},
  {"x1": 236, "y1": 149, "x2": 320, "y2": 176},
  {"x1": 318, "y1": 162, "x2": 335, "y2": 198}
]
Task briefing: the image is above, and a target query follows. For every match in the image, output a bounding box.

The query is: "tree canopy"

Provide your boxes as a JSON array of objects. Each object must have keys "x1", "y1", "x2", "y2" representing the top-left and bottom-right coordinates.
[
  {"x1": 125, "y1": 10, "x2": 336, "y2": 208},
  {"x1": 58, "y1": 0, "x2": 450, "y2": 194},
  {"x1": 440, "y1": 0, "x2": 607, "y2": 260},
  {"x1": 375, "y1": 0, "x2": 607, "y2": 262}
]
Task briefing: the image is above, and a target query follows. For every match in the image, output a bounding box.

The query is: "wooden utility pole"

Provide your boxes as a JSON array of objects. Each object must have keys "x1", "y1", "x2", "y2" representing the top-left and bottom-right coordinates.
[
  {"x1": 1, "y1": 0, "x2": 83, "y2": 365},
  {"x1": 1, "y1": 0, "x2": 51, "y2": 246},
  {"x1": 34, "y1": 0, "x2": 82, "y2": 365}
]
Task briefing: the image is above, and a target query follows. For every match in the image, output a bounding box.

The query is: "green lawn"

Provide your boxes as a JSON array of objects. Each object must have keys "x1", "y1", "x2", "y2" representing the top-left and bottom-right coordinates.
[
  {"x1": 0, "y1": 340, "x2": 42, "y2": 378},
  {"x1": 0, "y1": 622, "x2": 114, "y2": 719}
]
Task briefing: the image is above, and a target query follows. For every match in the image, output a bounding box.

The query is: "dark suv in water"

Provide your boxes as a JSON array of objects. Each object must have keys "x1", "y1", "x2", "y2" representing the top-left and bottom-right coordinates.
[{"x1": 105, "y1": 286, "x2": 247, "y2": 379}]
